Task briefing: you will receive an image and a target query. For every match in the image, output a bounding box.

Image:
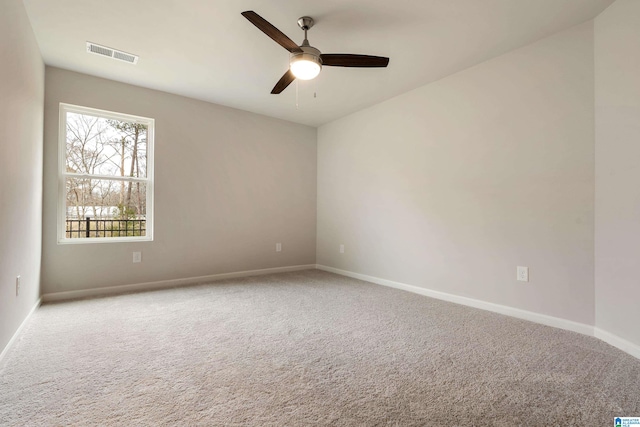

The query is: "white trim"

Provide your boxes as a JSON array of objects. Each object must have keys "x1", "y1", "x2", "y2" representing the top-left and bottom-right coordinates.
[
  {"x1": 11, "y1": 268, "x2": 640, "y2": 362},
  {"x1": 59, "y1": 103, "x2": 151, "y2": 124},
  {"x1": 316, "y1": 265, "x2": 595, "y2": 336},
  {"x1": 0, "y1": 298, "x2": 41, "y2": 369},
  {"x1": 41, "y1": 264, "x2": 317, "y2": 302},
  {"x1": 594, "y1": 328, "x2": 640, "y2": 360}
]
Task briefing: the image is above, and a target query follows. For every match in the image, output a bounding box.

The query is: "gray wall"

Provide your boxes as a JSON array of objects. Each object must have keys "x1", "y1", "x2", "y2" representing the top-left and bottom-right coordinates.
[
  {"x1": 0, "y1": 0, "x2": 44, "y2": 352},
  {"x1": 317, "y1": 22, "x2": 595, "y2": 325},
  {"x1": 42, "y1": 68, "x2": 317, "y2": 294},
  {"x1": 595, "y1": 0, "x2": 640, "y2": 347}
]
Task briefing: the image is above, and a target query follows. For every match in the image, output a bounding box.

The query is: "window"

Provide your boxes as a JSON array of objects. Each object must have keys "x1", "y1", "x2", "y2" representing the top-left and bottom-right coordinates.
[{"x1": 58, "y1": 103, "x2": 154, "y2": 243}]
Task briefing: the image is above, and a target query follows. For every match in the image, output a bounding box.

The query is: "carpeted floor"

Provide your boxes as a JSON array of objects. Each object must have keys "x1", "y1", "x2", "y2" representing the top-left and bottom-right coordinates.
[{"x1": 1, "y1": 270, "x2": 639, "y2": 426}]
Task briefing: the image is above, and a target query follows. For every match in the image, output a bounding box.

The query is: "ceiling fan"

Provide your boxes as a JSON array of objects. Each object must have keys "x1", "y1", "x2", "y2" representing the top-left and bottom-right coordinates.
[{"x1": 241, "y1": 11, "x2": 390, "y2": 94}]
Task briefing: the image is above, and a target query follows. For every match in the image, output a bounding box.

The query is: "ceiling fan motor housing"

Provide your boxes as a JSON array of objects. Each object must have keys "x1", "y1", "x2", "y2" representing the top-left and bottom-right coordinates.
[{"x1": 290, "y1": 45, "x2": 322, "y2": 80}]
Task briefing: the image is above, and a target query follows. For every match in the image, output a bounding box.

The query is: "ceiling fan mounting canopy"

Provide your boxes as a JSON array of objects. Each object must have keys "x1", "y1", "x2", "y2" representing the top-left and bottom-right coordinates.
[
  {"x1": 241, "y1": 10, "x2": 390, "y2": 94},
  {"x1": 297, "y1": 16, "x2": 314, "y2": 31}
]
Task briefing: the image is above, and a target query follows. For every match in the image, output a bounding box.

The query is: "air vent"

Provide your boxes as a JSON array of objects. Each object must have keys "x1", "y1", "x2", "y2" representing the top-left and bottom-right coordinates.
[{"x1": 86, "y1": 42, "x2": 139, "y2": 64}]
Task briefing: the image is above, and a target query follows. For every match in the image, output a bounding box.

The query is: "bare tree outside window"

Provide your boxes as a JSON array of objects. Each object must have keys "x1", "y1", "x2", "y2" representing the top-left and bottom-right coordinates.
[{"x1": 59, "y1": 104, "x2": 154, "y2": 242}]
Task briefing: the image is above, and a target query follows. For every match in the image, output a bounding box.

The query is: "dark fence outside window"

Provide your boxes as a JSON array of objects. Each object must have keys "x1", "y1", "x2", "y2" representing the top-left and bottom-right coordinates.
[{"x1": 65, "y1": 217, "x2": 146, "y2": 238}]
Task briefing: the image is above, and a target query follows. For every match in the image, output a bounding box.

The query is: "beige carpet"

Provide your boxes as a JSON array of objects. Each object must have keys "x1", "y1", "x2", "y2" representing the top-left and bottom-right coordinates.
[{"x1": 1, "y1": 270, "x2": 639, "y2": 426}]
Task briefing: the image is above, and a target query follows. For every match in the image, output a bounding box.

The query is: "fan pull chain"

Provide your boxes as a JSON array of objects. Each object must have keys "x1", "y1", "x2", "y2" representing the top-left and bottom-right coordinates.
[{"x1": 296, "y1": 80, "x2": 299, "y2": 109}]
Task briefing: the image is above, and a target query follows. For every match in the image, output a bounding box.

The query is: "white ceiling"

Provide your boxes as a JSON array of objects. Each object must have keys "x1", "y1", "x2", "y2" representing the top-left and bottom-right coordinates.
[{"x1": 23, "y1": 0, "x2": 614, "y2": 127}]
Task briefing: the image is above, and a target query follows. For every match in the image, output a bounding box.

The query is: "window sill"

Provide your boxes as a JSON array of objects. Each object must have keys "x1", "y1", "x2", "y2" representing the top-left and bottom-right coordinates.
[{"x1": 57, "y1": 236, "x2": 153, "y2": 245}]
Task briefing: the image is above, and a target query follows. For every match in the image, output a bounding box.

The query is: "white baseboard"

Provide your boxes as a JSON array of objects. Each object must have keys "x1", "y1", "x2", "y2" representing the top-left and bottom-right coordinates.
[
  {"x1": 316, "y1": 265, "x2": 595, "y2": 336},
  {"x1": 42, "y1": 264, "x2": 316, "y2": 303},
  {"x1": 29, "y1": 264, "x2": 640, "y2": 362},
  {"x1": 594, "y1": 328, "x2": 640, "y2": 360},
  {"x1": 0, "y1": 298, "x2": 41, "y2": 369}
]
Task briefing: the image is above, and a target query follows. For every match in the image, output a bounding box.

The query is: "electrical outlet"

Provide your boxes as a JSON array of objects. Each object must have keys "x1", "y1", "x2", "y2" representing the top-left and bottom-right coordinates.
[
  {"x1": 517, "y1": 266, "x2": 529, "y2": 282},
  {"x1": 339, "y1": 244, "x2": 345, "y2": 254},
  {"x1": 133, "y1": 252, "x2": 142, "y2": 263},
  {"x1": 16, "y1": 275, "x2": 20, "y2": 296},
  {"x1": 276, "y1": 243, "x2": 282, "y2": 252}
]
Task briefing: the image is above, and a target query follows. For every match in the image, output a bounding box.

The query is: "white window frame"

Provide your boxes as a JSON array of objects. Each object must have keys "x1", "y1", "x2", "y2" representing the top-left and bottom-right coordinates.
[{"x1": 58, "y1": 103, "x2": 154, "y2": 244}]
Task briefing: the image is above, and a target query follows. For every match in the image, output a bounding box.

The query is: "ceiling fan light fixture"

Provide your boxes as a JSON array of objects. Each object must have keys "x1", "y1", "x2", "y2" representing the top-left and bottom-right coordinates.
[{"x1": 290, "y1": 49, "x2": 322, "y2": 80}]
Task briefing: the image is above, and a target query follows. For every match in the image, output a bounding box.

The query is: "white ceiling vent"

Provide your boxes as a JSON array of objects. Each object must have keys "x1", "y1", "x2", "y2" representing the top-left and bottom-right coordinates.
[{"x1": 86, "y1": 42, "x2": 139, "y2": 64}]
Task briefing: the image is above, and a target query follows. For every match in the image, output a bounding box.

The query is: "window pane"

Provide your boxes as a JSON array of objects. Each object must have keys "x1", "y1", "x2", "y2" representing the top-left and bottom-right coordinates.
[
  {"x1": 66, "y1": 112, "x2": 147, "y2": 178},
  {"x1": 65, "y1": 178, "x2": 147, "y2": 238}
]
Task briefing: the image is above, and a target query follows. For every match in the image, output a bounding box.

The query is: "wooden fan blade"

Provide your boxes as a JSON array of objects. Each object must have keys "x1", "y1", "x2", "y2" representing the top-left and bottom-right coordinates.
[
  {"x1": 320, "y1": 54, "x2": 389, "y2": 68},
  {"x1": 242, "y1": 11, "x2": 302, "y2": 53},
  {"x1": 271, "y1": 70, "x2": 296, "y2": 94}
]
